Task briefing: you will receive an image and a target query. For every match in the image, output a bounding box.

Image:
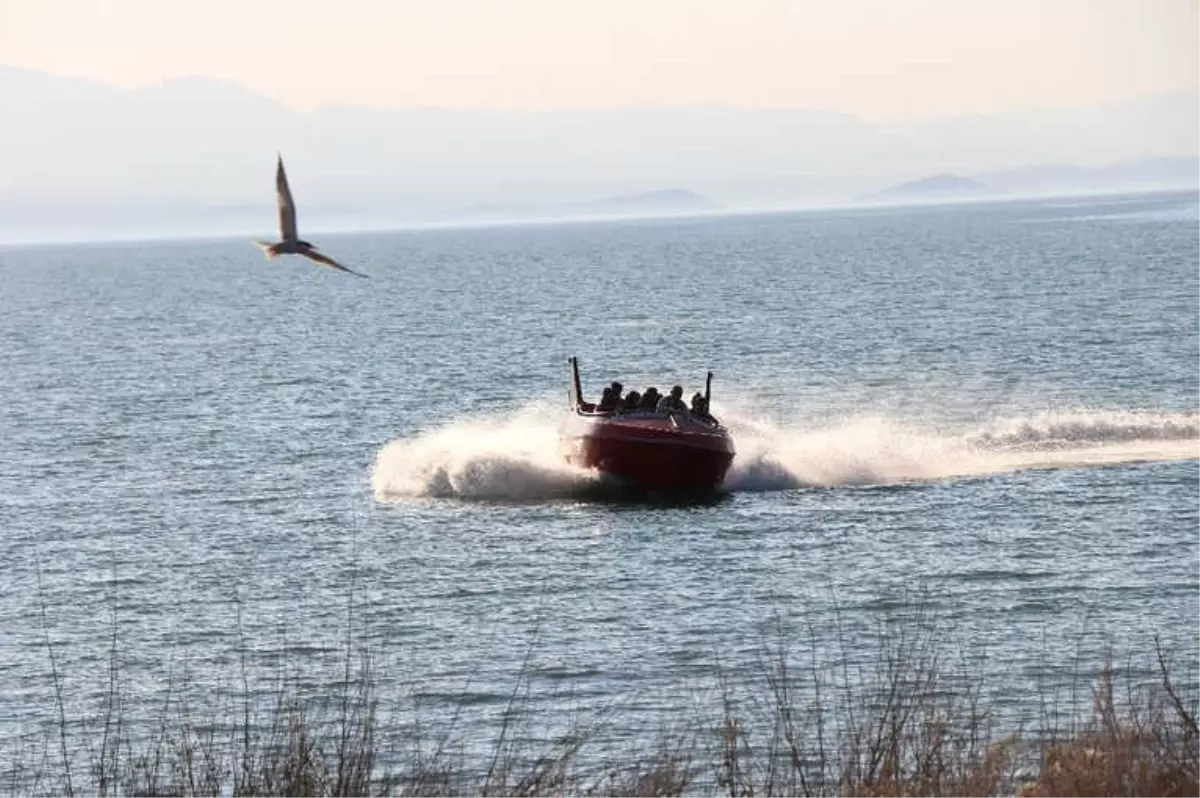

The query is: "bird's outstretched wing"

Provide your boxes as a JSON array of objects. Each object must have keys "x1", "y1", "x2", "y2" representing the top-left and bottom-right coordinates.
[
  {"x1": 300, "y1": 249, "x2": 369, "y2": 278},
  {"x1": 276, "y1": 155, "x2": 298, "y2": 242}
]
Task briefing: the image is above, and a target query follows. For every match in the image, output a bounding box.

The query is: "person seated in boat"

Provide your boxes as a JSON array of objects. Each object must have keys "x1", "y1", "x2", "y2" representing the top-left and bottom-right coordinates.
[
  {"x1": 597, "y1": 381, "x2": 623, "y2": 413},
  {"x1": 621, "y1": 389, "x2": 642, "y2": 412},
  {"x1": 596, "y1": 386, "x2": 616, "y2": 412},
  {"x1": 690, "y1": 392, "x2": 711, "y2": 418},
  {"x1": 657, "y1": 385, "x2": 688, "y2": 413},
  {"x1": 639, "y1": 387, "x2": 660, "y2": 410}
]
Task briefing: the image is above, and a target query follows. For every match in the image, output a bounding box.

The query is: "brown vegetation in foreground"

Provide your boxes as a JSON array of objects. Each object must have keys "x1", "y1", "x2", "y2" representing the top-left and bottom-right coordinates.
[{"x1": 6, "y1": 608, "x2": 1197, "y2": 797}]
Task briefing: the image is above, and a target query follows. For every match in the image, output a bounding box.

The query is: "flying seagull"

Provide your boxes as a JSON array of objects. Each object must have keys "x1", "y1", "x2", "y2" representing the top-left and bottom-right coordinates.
[{"x1": 254, "y1": 155, "x2": 367, "y2": 277}]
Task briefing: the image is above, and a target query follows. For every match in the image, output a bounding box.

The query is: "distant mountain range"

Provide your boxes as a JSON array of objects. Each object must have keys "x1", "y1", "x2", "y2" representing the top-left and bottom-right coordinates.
[
  {"x1": 0, "y1": 63, "x2": 1196, "y2": 242},
  {"x1": 866, "y1": 174, "x2": 992, "y2": 201},
  {"x1": 457, "y1": 189, "x2": 720, "y2": 222},
  {"x1": 977, "y1": 157, "x2": 1200, "y2": 194},
  {"x1": 864, "y1": 157, "x2": 1199, "y2": 203}
]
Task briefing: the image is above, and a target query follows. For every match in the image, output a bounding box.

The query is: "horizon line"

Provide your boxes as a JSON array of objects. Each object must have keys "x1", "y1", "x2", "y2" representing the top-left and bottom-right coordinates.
[{"x1": 1, "y1": 186, "x2": 1194, "y2": 250}]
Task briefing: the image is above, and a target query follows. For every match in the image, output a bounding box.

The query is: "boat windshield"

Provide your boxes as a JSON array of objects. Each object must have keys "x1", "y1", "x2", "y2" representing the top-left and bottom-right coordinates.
[{"x1": 576, "y1": 403, "x2": 720, "y2": 427}]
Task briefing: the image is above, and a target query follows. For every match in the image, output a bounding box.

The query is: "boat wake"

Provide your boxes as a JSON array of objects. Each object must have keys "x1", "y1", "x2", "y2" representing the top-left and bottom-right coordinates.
[
  {"x1": 370, "y1": 403, "x2": 1198, "y2": 501},
  {"x1": 723, "y1": 411, "x2": 1198, "y2": 492},
  {"x1": 371, "y1": 404, "x2": 597, "y2": 501}
]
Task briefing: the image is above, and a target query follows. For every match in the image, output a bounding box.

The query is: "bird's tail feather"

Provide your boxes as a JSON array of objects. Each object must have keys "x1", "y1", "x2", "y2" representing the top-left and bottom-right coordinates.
[{"x1": 254, "y1": 241, "x2": 278, "y2": 259}]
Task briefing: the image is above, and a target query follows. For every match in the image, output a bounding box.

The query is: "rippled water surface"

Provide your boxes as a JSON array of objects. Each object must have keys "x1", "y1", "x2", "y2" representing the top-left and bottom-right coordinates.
[{"x1": 1, "y1": 191, "x2": 1197, "y2": 760}]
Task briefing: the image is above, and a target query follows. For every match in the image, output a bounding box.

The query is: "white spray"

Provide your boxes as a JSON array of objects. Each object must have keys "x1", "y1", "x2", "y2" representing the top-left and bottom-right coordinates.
[{"x1": 370, "y1": 401, "x2": 1198, "y2": 501}]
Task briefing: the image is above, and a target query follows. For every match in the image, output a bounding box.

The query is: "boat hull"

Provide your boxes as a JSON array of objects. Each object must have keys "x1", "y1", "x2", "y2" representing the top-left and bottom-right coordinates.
[{"x1": 561, "y1": 412, "x2": 735, "y2": 491}]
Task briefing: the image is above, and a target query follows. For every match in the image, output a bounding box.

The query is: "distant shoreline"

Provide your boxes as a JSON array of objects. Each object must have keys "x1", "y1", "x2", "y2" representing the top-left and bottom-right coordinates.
[{"x1": 0, "y1": 186, "x2": 1195, "y2": 249}]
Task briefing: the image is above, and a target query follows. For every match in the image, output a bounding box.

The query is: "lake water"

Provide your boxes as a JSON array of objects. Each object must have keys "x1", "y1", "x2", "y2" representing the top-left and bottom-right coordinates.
[{"x1": 1, "y1": 190, "x2": 1197, "y2": 774}]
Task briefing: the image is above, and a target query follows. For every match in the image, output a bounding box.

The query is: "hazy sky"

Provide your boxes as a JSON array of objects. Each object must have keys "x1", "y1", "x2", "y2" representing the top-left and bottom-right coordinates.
[{"x1": 1, "y1": 0, "x2": 1196, "y2": 120}]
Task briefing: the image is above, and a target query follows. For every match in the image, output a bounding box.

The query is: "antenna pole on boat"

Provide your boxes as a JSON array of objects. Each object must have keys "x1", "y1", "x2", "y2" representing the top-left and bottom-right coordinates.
[
  {"x1": 569, "y1": 356, "x2": 583, "y2": 410},
  {"x1": 705, "y1": 371, "x2": 713, "y2": 406}
]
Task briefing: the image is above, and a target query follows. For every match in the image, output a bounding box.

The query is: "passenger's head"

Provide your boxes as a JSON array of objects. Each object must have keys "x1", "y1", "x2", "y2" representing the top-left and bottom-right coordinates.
[
  {"x1": 611, "y1": 381, "x2": 623, "y2": 395},
  {"x1": 691, "y1": 392, "x2": 703, "y2": 406},
  {"x1": 671, "y1": 385, "x2": 683, "y2": 399},
  {"x1": 645, "y1": 387, "x2": 658, "y2": 397}
]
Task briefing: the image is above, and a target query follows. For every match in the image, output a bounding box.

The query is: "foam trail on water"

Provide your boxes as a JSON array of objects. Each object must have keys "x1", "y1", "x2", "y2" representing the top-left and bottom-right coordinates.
[
  {"x1": 371, "y1": 403, "x2": 598, "y2": 501},
  {"x1": 372, "y1": 402, "x2": 1198, "y2": 501},
  {"x1": 725, "y1": 415, "x2": 967, "y2": 491},
  {"x1": 724, "y1": 410, "x2": 1199, "y2": 492}
]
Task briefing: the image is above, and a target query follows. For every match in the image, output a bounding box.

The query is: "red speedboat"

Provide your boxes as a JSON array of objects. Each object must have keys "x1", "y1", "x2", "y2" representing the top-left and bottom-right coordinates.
[{"x1": 560, "y1": 357, "x2": 736, "y2": 491}]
